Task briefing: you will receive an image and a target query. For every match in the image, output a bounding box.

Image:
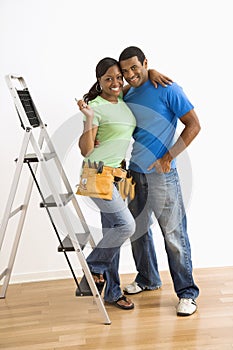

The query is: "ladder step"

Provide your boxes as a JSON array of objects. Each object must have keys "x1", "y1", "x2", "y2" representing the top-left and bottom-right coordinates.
[
  {"x1": 75, "y1": 276, "x2": 92, "y2": 297},
  {"x1": 57, "y1": 233, "x2": 91, "y2": 252},
  {"x1": 40, "y1": 193, "x2": 73, "y2": 207},
  {"x1": 23, "y1": 152, "x2": 56, "y2": 162}
]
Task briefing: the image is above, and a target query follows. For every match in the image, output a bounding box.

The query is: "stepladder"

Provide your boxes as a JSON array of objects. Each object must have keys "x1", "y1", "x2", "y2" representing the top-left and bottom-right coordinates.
[{"x1": 0, "y1": 75, "x2": 111, "y2": 325}]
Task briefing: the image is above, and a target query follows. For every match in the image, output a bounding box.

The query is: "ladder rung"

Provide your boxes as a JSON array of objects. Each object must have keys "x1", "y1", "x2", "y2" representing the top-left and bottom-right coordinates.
[
  {"x1": 9, "y1": 205, "x2": 24, "y2": 218},
  {"x1": 40, "y1": 193, "x2": 73, "y2": 207},
  {"x1": 57, "y1": 233, "x2": 91, "y2": 252},
  {"x1": 0, "y1": 268, "x2": 8, "y2": 281}
]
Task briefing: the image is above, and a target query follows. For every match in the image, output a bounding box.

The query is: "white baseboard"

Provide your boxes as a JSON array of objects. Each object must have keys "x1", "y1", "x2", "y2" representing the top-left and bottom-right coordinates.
[
  {"x1": 6, "y1": 264, "x2": 137, "y2": 285},
  {"x1": 8, "y1": 268, "x2": 83, "y2": 284}
]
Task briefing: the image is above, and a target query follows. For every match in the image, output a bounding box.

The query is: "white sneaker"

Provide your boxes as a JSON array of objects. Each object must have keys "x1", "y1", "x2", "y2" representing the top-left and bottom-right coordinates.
[
  {"x1": 124, "y1": 281, "x2": 144, "y2": 294},
  {"x1": 176, "y1": 298, "x2": 197, "y2": 316},
  {"x1": 123, "y1": 281, "x2": 160, "y2": 295}
]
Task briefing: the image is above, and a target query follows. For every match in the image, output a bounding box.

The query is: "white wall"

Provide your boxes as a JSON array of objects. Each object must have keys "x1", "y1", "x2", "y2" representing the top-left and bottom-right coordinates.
[{"x1": 0, "y1": 0, "x2": 232, "y2": 284}]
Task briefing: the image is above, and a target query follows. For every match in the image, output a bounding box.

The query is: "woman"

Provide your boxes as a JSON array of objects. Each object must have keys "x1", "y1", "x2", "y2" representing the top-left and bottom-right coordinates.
[{"x1": 77, "y1": 57, "x2": 171, "y2": 309}]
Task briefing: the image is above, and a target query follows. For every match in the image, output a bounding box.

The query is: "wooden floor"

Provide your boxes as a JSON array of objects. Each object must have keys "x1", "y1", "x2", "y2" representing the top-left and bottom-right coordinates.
[{"x1": 0, "y1": 267, "x2": 233, "y2": 350}]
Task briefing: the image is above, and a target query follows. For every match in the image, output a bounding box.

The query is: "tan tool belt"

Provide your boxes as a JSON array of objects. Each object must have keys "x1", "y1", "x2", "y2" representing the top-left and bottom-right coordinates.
[
  {"x1": 118, "y1": 175, "x2": 136, "y2": 201},
  {"x1": 98, "y1": 165, "x2": 127, "y2": 180},
  {"x1": 76, "y1": 161, "x2": 127, "y2": 200}
]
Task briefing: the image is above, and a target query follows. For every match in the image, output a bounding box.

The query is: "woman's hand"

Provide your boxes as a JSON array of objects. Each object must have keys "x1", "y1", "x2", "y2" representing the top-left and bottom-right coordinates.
[
  {"x1": 77, "y1": 99, "x2": 97, "y2": 157},
  {"x1": 76, "y1": 99, "x2": 94, "y2": 119},
  {"x1": 148, "y1": 69, "x2": 173, "y2": 88}
]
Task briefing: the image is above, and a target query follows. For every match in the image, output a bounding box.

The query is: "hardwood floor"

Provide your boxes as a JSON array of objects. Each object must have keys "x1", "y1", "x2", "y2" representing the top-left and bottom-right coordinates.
[{"x1": 0, "y1": 267, "x2": 233, "y2": 350}]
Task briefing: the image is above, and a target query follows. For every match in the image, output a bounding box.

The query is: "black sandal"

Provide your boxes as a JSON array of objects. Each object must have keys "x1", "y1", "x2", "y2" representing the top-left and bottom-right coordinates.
[{"x1": 107, "y1": 295, "x2": 134, "y2": 310}]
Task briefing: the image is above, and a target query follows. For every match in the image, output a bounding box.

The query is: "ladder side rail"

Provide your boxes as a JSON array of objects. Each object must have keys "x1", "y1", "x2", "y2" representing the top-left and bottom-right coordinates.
[
  {"x1": 0, "y1": 129, "x2": 45, "y2": 297},
  {"x1": 40, "y1": 127, "x2": 75, "y2": 195},
  {"x1": 27, "y1": 130, "x2": 84, "y2": 293},
  {"x1": 40, "y1": 128, "x2": 92, "y2": 239},
  {"x1": 26, "y1": 161, "x2": 82, "y2": 292},
  {"x1": 30, "y1": 134, "x2": 72, "y2": 212},
  {"x1": 57, "y1": 204, "x2": 111, "y2": 325},
  {"x1": 29, "y1": 134, "x2": 111, "y2": 324},
  {"x1": 29, "y1": 134, "x2": 93, "y2": 266},
  {"x1": 37, "y1": 129, "x2": 99, "y2": 290},
  {"x1": 0, "y1": 131, "x2": 41, "y2": 297},
  {"x1": 30, "y1": 130, "x2": 96, "y2": 252},
  {"x1": 0, "y1": 170, "x2": 35, "y2": 298},
  {"x1": 70, "y1": 196, "x2": 95, "y2": 246},
  {"x1": 0, "y1": 130, "x2": 31, "y2": 250}
]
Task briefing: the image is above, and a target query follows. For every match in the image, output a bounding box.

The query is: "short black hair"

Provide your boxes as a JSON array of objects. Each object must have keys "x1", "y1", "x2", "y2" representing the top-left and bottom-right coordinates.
[{"x1": 119, "y1": 46, "x2": 146, "y2": 65}]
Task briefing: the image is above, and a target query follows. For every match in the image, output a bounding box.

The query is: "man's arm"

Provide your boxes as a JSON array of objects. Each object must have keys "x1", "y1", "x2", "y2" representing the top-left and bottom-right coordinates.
[
  {"x1": 123, "y1": 70, "x2": 173, "y2": 95},
  {"x1": 148, "y1": 69, "x2": 173, "y2": 88},
  {"x1": 148, "y1": 109, "x2": 201, "y2": 173}
]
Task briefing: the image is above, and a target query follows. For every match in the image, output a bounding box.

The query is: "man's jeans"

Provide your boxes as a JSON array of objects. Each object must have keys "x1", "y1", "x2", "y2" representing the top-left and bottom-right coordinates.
[
  {"x1": 87, "y1": 185, "x2": 135, "y2": 302},
  {"x1": 128, "y1": 168, "x2": 199, "y2": 299}
]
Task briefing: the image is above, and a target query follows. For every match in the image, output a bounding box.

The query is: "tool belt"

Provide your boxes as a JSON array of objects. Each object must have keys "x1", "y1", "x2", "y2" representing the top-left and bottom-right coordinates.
[
  {"x1": 76, "y1": 161, "x2": 127, "y2": 200},
  {"x1": 118, "y1": 170, "x2": 136, "y2": 201}
]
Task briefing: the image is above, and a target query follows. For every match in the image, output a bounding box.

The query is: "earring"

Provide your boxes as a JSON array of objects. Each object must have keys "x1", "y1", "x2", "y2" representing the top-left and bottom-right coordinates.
[{"x1": 96, "y1": 82, "x2": 102, "y2": 93}]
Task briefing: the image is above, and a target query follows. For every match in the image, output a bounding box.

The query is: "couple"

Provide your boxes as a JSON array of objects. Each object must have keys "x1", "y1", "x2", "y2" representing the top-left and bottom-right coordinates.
[{"x1": 77, "y1": 46, "x2": 201, "y2": 316}]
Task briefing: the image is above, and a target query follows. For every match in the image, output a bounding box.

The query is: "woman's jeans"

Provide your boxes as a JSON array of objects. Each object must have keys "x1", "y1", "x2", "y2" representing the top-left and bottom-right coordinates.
[
  {"x1": 128, "y1": 168, "x2": 199, "y2": 300},
  {"x1": 86, "y1": 185, "x2": 135, "y2": 302}
]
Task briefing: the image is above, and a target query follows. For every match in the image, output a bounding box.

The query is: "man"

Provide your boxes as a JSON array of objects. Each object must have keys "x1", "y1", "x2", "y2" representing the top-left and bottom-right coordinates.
[{"x1": 119, "y1": 46, "x2": 200, "y2": 316}]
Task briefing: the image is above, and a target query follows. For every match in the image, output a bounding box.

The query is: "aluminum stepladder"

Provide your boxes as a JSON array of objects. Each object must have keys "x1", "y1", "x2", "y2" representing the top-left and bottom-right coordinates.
[{"x1": 0, "y1": 75, "x2": 111, "y2": 325}]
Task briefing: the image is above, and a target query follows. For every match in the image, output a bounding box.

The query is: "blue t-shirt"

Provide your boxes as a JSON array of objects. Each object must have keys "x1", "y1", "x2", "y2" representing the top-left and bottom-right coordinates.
[{"x1": 123, "y1": 80, "x2": 194, "y2": 173}]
